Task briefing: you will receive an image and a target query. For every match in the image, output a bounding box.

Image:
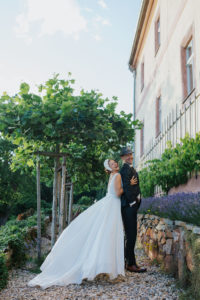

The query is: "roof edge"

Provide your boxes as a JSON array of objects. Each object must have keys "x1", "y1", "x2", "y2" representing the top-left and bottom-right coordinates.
[{"x1": 128, "y1": 0, "x2": 150, "y2": 69}]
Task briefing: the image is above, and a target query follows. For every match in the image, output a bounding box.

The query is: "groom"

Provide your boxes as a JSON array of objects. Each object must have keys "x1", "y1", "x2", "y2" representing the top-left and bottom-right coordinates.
[{"x1": 120, "y1": 147, "x2": 147, "y2": 273}]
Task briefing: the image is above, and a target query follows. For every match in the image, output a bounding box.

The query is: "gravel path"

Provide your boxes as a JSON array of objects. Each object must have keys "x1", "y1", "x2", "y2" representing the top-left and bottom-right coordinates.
[{"x1": 0, "y1": 247, "x2": 181, "y2": 300}]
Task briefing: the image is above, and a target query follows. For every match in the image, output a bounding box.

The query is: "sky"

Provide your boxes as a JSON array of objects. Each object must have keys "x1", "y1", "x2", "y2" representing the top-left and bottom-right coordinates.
[{"x1": 0, "y1": 0, "x2": 142, "y2": 113}]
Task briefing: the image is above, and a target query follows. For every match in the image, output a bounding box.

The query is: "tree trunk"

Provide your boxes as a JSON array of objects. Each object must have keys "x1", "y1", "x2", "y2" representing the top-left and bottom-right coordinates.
[
  {"x1": 36, "y1": 155, "x2": 41, "y2": 260},
  {"x1": 68, "y1": 183, "x2": 74, "y2": 224},
  {"x1": 51, "y1": 155, "x2": 59, "y2": 248},
  {"x1": 57, "y1": 170, "x2": 61, "y2": 229},
  {"x1": 59, "y1": 157, "x2": 67, "y2": 234},
  {"x1": 65, "y1": 188, "x2": 69, "y2": 224}
]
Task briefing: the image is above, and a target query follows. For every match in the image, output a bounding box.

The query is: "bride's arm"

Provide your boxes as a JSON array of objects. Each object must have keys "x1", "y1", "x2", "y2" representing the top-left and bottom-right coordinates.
[{"x1": 114, "y1": 174, "x2": 124, "y2": 197}]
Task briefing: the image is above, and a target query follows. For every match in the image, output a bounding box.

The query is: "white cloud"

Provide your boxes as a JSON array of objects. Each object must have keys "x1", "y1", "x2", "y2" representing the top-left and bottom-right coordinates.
[
  {"x1": 93, "y1": 34, "x2": 102, "y2": 41},
  {"x1": 85, "y1": 7, "x2": 93, "y2": 13},
  {"x1": 14, "y1": 0, "x2": 87, "y2": 42},
  {"x1": 94, "y1": 16, "x2": 111, "y2": 26},
  {"x1": 98, "y1": 0, "x2": 107, "y2": 9},
  {"x1": 102, "y1": 19, "x2": 111, "y2": 26}
]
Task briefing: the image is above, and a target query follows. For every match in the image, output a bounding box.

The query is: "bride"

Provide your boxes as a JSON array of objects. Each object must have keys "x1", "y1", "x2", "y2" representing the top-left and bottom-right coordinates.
[{"x1": 28, "y1": 159, "x2": 136, "y2": 289}]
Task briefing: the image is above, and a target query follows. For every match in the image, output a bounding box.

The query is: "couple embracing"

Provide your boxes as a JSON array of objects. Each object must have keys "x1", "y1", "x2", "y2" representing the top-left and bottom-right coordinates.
[{"x1": 28, "y1": 147, "x2": 146, "y2": 289}]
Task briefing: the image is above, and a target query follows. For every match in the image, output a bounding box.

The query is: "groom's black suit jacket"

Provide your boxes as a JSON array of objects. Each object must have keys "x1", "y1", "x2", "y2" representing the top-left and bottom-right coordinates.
[{"x1": 120, "y1": 163, "x2": 141, "y2": 208}]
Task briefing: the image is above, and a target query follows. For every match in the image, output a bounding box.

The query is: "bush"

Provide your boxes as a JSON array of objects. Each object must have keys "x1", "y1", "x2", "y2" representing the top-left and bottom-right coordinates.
[
  {"x1": 139, "y1": 192, "x2": 200, "y2": 226},
  {"x1": 77, "y1": 196, "x2": 94, "y2": 206},
  {"x1": 0, "y1": 212, "x2": 46, "y2": 290},
  {"x1": 139, "y1": 133, "x2": 200, "y2": 197},
  {"x1": 179, "y1": 233, "x2": 200, "y2": 300},
  {"x1": 0, "y1": 253, "x2": 8, "y2": 290}
]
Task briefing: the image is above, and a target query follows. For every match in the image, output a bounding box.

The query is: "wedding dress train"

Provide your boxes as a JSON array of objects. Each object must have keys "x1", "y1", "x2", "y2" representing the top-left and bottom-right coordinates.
[{"x1": 28, "y1": 173, "x2": 124, "y2": 289}]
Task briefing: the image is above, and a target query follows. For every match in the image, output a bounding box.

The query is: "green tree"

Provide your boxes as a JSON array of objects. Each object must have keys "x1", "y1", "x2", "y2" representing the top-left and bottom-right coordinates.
[
  {"x1": 0, "y1": 74, "x2": 141, "y2": 205},
  {"x1": 0, "y1": 138, "x2": 38, "y2": 221}
]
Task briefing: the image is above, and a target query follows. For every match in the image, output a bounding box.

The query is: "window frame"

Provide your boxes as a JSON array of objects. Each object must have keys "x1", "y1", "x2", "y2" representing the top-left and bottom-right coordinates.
[
  {"x1": 155, "y1": 15, "x2": 161, "y2": 55},
  {"x1": 155, "y1": 95, "x2": 161, "y2": 137},
  {"x1": 140, "y1": 122, "x2": 144, "y2": 157},
  {"x1": 141, "y1": 60, "x2": 144, "y2": 92},
  {"x1": 181, "y1": 33, "x2": 195, "y2": 101}
]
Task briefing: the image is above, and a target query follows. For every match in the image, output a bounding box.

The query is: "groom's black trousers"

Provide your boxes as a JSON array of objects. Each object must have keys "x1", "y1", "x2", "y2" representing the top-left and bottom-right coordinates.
[{"x1": 121, "y1": 205, "x2": 137, "y2": 266}]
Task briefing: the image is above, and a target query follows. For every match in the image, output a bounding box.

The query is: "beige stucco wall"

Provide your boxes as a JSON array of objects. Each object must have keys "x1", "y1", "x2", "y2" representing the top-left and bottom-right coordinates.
[{"x1": 134, "y1": 0, "x2": 200, "y2": 166}]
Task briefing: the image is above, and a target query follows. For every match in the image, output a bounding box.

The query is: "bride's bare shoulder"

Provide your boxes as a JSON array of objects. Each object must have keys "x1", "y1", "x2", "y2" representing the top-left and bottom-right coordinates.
[{"x1": 115, "y1": 173, "x2": 121, "y2": 181}]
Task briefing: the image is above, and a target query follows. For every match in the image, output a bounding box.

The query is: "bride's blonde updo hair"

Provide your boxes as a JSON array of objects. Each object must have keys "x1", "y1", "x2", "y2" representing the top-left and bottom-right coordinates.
[{"x1": 104, "y1": 159, "x2": 112, "y2": 174}]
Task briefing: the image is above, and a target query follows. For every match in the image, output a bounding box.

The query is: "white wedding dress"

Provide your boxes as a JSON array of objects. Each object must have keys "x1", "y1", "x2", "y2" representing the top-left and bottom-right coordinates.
[{"x1": 28, "y1": 173, "x2": 124, "y2": 289}]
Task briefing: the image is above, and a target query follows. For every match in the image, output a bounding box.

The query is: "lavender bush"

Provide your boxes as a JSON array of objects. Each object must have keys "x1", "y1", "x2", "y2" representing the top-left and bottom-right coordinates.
[{"x1": 139, "y1": 192, "x2": 200, "y2": 226}]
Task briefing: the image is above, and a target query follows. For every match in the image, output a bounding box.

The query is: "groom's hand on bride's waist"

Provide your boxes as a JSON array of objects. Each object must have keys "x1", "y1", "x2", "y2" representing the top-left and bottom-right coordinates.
[{"x1": 130, "y1": 176, "x2": 138, "y2": 185}]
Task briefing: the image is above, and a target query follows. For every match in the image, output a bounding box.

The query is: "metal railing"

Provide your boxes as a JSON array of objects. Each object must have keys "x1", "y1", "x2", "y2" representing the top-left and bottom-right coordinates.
[{"x1": 136, "y1": 91, "x2": 200, "y2": 170}]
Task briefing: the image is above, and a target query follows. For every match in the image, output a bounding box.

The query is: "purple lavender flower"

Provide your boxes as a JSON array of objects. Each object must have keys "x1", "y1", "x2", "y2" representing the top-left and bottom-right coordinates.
[{"x1": 139, "y1": 192, "x2": 200, "y2": 226}]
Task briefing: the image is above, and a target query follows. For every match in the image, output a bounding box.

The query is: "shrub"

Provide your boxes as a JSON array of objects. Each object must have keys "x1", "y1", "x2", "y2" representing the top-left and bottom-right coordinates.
[
  {"x1": 139, "y1": 133, "x2": 200, "y2": 197},
  {"x1": 179, "y1": 233, "x2": 200, "y2": 300},
  {"x1": 139, "y1": 192, "x2": 200, "y2": 226},
  {"x1": 0, "y1": 253, "x2": 8, "y2": 290},
  {"x1": 0, "y1": 212, "x2": 46, "y2": 289},
  {"x1": 77, "y1": 196, "x2": 94, "y2": 206}
]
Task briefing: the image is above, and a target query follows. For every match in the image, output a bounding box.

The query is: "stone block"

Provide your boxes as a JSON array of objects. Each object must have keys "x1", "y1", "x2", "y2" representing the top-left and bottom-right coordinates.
[
  {"x1": 150, "y1": 229, "x2": 157, "y2": 240},
  {"x1": 192, "y1": 227, "x2": 200, "y2": 235},
  {"x1": 156, "y1": 224, "x2": 166, "y2": 231},
  {"x1": 178, "y1": 230, "x2": 186, "y2": 281},
  {"x1": 161, "y1": 218, "x2": 174, "y2": 226},
  {"x1": 161, "y1": 237, "x2": 166, "y2": 245},
  {"x1": 157, "y1": 231, "x2": 164, "y2": 241},
  {"x1": 185, "y1": 241, "x2": 194, "y2": 271},
  {"x1": 157, "y1": 250, "x2": 165, "y2": 263},
  {"x1": 25, "y1": 226, "x2": 37, "y2": 241},
  {"x1": 146, "y1": 228, "x2": 151, "y2": 236},
  {"x1": 175, "y1": 220, "x2": 187, "y2": 227},
  {"x1": 163, "y1": 239, "x2": 173, "y2": 255},
  {"x1": 143, "y1": 235, "x2": 150, "y2": 255},
  {"x1": 149, "y1": 240, "x2": 158, "y2": 260},
  {"x1": 153, "y1": 218, "x2": 159, "y2": 226},
  {"x1": 172, "y1": 230, "x2": 180, "y2": 242},
  {"x1": 164, "y1": 255, "x2": 174, "y2": 273},
  {"x1": 144, "y1": 214, "x2": 151, "y2": 219},
  {"x1": 5, "y1": 248, "x2": 14, "y2": 268},
  {"x1": 137, "y1": 214, "x2": 144, "y2": 221},
  {"x1": 17, "y1": 208, "x2": 35, "y2": 221},
  {"x1": 166, "y1": 230, "x2": 173, "y2": 238},
  {"x1": 184, "y1": 223, "x2": 194, "y2": 231},
  {"x1": 149, "y1": 215, "x2": 156, "y2": 220},
  {"x1": 172, "y1": 242, "x2": 179, "y2": 270}
]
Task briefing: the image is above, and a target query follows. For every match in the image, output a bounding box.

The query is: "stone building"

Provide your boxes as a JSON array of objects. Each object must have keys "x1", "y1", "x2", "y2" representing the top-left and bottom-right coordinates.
[{"x1": 129, "y1": 0, "x2": 200, "y2": 170}]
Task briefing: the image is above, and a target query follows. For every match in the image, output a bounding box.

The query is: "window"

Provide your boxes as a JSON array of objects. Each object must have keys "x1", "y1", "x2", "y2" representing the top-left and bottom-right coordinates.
[
  {"x1": 140, "y1": 123, "x2": 144, "y2": 157},
  {"x1": 156, "y1": 96, "x2": 161, "y2": 137},
  {"x1": 141, "y1": 61, "x2": 144, "y2": 91},
  {"x1": 155, "y1": 16, "x2": 160, "y2": 54},
  {"x1": 181, "y1": 38, "x2": 194, "y2": 98},
  {"x1": 185, "y1": 39, "x2": 194, "y2": 94}
]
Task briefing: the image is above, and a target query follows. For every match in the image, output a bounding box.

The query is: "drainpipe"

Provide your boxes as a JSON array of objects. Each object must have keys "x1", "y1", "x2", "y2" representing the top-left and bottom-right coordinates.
[{"x1": 132, "y1": 69, "x2": 136, "y2": 167}]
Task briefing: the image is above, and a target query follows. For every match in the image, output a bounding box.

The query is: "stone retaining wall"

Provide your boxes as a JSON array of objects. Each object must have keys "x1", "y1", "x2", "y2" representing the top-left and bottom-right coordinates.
[{"x1": 137, "y1": 214, "x2": 200, "y2": 280}]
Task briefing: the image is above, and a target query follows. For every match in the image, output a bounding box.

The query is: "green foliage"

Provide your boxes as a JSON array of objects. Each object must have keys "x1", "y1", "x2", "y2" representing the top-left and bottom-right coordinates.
[
  {"x1": 139, "y1": 165, "x2": 156, "y2": 198},
  {"x1": 179, "y1": 233, "x2": 200, "y2": 300},
  {"x1": 77, "y1": 196, "x2": 93, "y2": 206},
  {"x1": 0, "y1": 213, "x2": 46, "y2": 289},
  {"x1": 0, "y1": 214, "x2": 45, "y2": 262},
  {"x1": 0, "y1": 138, "x2": 36, "y2": 218},
  {"x1": 0, "y1": 136, "x2": 54, "y2": 221},
  {"x1": 0, "y1": 253, "x2": 8, "y2": 290},
  {"x1": 28, "y1": 255, "x2": 47, "y2": 274},
  {"x1": 0, "y1": 74, "x2": 141, "y2": 205},
  {"x1": 139, "y1": 133, "x2": 200, "y2": 197}
]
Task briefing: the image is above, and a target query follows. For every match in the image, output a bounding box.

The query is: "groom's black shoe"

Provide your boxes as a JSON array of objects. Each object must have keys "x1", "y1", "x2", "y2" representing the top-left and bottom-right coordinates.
[{"x1": 126, "y1": 264, "x2": 147, "y2": 273}]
